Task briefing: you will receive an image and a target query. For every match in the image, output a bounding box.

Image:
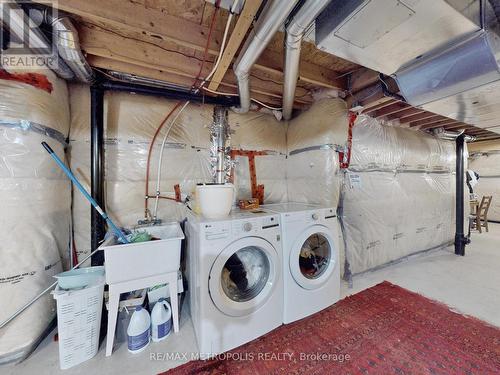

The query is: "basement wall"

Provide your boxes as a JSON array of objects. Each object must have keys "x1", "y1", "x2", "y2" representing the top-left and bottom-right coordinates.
[
  {"x1": 340, "y1": 115, "x2": 457, "y2": 278},
  {"x1": 0, "y1": 68, "x2": 71, "y2": 363}
]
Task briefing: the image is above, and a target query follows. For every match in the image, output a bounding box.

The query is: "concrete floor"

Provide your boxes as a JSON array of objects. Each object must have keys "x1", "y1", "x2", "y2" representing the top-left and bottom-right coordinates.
[{"x1": 6, "y1": 224, "x2": 500, "y2": 375}]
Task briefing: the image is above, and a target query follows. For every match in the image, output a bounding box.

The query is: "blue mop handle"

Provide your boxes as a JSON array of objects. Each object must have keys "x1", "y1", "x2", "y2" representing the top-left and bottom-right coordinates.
[{"x1": 41, "y1": 142, "x2": 129, "y2": 244}]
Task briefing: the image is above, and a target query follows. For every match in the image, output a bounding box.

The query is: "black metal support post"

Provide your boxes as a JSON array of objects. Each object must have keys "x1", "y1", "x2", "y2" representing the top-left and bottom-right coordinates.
[
  {"x1": 90, "y1": 85, "x2": 106, "y2": 265},
  {"x1": 455, "y1": 133, "x2": 467, "y2": 256}
]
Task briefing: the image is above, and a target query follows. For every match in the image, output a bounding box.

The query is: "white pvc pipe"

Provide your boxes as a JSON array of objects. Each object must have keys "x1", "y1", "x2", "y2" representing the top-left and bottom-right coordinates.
[
  {"x1": 233, "y1": 0, "x2": 300, "y2": 113},
  {"x1": 283, "y1": 0, "x2": 331, "y2": 120}
]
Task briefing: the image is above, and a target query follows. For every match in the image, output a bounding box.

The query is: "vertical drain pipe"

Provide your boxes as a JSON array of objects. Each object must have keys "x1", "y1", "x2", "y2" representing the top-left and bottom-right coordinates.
[
  {"x1": 233, "y1": 0, "x2": 300, "y2": 113},
  {"x1": 283, "y1": 0, "x2": 331, "y2": 120},
  {"x1": 455, "y1": 133, "x2": 467, "y2": 256},
  {"x1": 90, "y1": 85, "x2": 106, "y2": 265}
]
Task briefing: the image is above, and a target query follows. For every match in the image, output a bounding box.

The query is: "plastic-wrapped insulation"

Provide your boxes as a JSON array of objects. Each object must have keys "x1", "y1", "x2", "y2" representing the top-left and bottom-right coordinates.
[
  {"x1": 340, "y1": 115, "x2": 458, "y2": 278},
  {"x1": 0, "y1": 66, "x2": 70, "y2": 364}
]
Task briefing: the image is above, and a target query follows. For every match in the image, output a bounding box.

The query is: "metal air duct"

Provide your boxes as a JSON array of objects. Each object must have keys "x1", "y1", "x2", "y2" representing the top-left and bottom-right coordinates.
[
  {"x1": 233, "y1": 0, "x2": 300, "y2": 113},
  {"x1": 282, "y1": 0, "x2": 331, "y2": 120},
  {"x1": 315, "y1": 0, "x2": 500, "y2": 134},
  {"x1": 42, "y1": 10, "x2": 95, "y2": 83}
]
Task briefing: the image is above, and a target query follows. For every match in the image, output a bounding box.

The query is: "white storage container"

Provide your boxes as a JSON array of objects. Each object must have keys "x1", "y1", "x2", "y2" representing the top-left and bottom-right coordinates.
[
  {"x1": 101, "y1": 223, "x2": 184, "y2": 284},
  {"x1": 196, "y1": 183, "x2": 234, "y2": 219},
  {"x1": 52, "y1": 276, "x2": 105, "y2": 370}
]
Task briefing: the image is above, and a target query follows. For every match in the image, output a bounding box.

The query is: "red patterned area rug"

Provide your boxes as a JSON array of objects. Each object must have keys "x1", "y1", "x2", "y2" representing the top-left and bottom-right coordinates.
[{"x1": 162, "y1": 281, "x2": 500, "y2": 374}]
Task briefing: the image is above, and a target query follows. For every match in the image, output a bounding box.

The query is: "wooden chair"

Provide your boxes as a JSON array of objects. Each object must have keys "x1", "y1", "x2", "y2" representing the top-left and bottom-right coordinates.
[{"x1": 471, "y1": 196, "x2": 493, "y2": 233}]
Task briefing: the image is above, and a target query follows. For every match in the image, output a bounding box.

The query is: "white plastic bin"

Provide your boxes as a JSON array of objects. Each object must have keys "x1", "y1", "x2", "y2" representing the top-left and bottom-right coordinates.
[
  {"x1": 101, "y1": 223, "x2": 184, "y2": 284},
  {"x1": 53, "y1": 276, "x2": 105, "y2": 370}
]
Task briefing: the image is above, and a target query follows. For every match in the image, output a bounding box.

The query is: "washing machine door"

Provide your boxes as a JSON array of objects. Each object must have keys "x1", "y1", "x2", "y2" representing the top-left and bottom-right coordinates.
[
  {"x1": 289, "y1": 225, "x2": 336, "y2": 290},
  {"x1": 208, "y1": 236, "x2": 279, "y2": 317}
]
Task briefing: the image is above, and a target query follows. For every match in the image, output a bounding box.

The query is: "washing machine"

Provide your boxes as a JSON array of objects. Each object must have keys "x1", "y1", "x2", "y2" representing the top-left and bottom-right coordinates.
[
  {"x1": 185, "y1": 209, "x2": 283, "y2": 355},
  {"x1": 262, "y1": 203, "x2": 340, "y2": 323}
]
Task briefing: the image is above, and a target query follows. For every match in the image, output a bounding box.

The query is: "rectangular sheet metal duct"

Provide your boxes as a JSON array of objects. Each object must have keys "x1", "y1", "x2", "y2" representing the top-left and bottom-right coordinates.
[{"x1": 315, "y1": 0, "x2": 500, "y2": 134}]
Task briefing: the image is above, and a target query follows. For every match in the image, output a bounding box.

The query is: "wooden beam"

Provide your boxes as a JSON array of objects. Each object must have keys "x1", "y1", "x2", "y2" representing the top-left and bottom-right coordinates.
[
  {"x1": 398, "y1": 112, "x2": 440, "y2": 124},
  {"x1": 40, "y1": 0, "x2": 346, "y2": 91},
  {"x1": 465, "y1": 128, "x2": 492, "y2": 135},
  {"x1": 367, "y1": 102, "x2": 409, "y2": 118},
  {"x1": 347, "y1": 84, "x2": 391, "y2": 109},
  {"x1": 208, "y1": 0, "x2": 263, "y2": 91},
  {"x1": 443, "y1": 123, "x2": 469, "y2": 130},
  {"x1": 409, "y1": 115, "x2": 446, "y2": 127},
  {"x1": 419, "y1": 120, "x2": 457, "y2": 130},
  {"x1": 349, "y1": 68, "x2": 379, "y2": 93},
  {"x1": 386, "y1": 107, "x2": 424, "y2": 121},
  {"x1": 361, "y1": 98, "x2": 396, "y2": 113},
  {"x1": 78, "y1": 24, "x2": 312, "y2": 105}
]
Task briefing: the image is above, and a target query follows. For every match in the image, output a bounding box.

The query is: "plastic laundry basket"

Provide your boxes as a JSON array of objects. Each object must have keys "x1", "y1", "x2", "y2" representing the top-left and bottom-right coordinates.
[{"x1": 53, "y1": 276, "x2": 105, "y2": 369}]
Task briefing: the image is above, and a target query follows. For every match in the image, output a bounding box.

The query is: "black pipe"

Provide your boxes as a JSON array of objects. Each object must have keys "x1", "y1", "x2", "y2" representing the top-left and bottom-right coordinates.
[
  {"x1": 100, "y1": 80, "x2": 239, "y2": 106},
  {"x1": 455, "y1": 133, "x2": 467, "y2": 256},
  {"x1": 90, "y1": 85, "x2": 106, "y2": 265}
]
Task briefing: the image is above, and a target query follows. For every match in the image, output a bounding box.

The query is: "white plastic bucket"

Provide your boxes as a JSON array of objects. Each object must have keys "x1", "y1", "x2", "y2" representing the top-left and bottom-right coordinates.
[
  {"x1": 53, "y1": 275, "x2": 105, "y2": 370},
  {"x1": 196, "y1": 183, "x2": 234, "y2": 219}
]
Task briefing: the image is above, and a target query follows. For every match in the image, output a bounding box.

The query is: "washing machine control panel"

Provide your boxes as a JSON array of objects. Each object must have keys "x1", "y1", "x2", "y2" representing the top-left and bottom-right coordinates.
[
  {"x1": 203, "y1": 222, "x2": 231, "y2": 240},
  {"x1": 202, "y1": 214, "x2": 280, "y2": 240}
]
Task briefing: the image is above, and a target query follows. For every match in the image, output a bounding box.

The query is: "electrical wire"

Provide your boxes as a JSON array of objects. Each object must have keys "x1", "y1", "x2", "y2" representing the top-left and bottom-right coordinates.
[{"x1": 146, "y1": 0, "x2": 235, "y2": 220}]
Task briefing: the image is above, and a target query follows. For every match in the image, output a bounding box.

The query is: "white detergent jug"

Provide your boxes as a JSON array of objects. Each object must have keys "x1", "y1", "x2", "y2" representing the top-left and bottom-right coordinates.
[
  {"x1": 151, "y1": 298, "x2": 172, "y2": 342},
  {"x1": 127, "y1": 306, "x2": 151, "y2": 353}
]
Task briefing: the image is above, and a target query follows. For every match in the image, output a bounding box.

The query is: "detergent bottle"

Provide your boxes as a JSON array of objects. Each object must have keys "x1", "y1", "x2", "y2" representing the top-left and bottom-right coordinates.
[
  {"x1": 151, "y1": 298, "x2": 172, "y2": 342},
  {"x1": 127, "y1": 306, "x2": 151, "y2": 353}
]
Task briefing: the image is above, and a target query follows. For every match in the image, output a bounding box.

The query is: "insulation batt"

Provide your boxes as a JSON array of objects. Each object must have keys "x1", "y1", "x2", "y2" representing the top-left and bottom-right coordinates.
[
  {"x1": 0, "y1": 67, "x2": 70, "y2": 364},
  {"x1": 286, "y1": 98, "x2": 348, "y2": 207},
  {"x1": 469, "y1": 151, "x2": 500, "y2": 221},
  {"x1": 68, "y1": 84, "x2": 287, "y2": 264},
  {"x1": 340, "y1": 115, "x2": 457, "y2": 277}
]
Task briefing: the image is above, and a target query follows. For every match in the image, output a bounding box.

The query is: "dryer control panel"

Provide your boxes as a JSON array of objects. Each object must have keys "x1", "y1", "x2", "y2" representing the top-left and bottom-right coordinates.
[{"x1": 282, "y1": 207, "x2": 336, "y2": 224}]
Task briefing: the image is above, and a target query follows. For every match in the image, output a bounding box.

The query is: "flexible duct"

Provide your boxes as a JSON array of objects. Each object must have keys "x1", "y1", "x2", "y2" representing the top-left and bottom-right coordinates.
[
  {"x1": 233, "y1": 0, "x2": 300, "y2": 113},
  {"x1": 283, "y1": 0, "x2": 331, "y2": 120},
  {"x1": 43, "y1": 11, "x2": 95, "y2": 83}
]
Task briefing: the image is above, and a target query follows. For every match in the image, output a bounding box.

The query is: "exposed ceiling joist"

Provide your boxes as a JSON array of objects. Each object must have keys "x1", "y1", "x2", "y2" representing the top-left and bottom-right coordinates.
[
  {"x1": 38, "y1": 0, "x2": 347, "y2": 94},
  {"x1": 208, "y1": 0, "x2": 263, "y2": 91},
  {"x1": 78, "y1": 24, "x2": 312, "y2": 105},
  {"x1": 409, "y1": 116, "x2": 446, "y2": 127},
  {"x1": 398, "y1": 112, "x2": 440, "y2": 124},
  {"x1": 419, "y1": 120, "x2": 458, "y2": 130},
  {"x1": 386, "y1": 107, "x2": 425, "y2": 121},
  {"x1": 348, "y1": 68, "x2": 379, "y2": 92},
  {"x1": 368, "y1": 102, "x2": 409, "y2": 118},
  {"x1": 87, "y1": 55, "x2": 296, "y2": 108}
]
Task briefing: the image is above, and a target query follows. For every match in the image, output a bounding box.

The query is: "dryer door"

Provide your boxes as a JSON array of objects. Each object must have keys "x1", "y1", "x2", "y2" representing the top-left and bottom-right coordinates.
[
  {"x1": 289, "y1": 225, "x2": 336, "y2": 290},
  {"x1": 208, "y1": 237, "x2": 279, "y2": 317}
]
